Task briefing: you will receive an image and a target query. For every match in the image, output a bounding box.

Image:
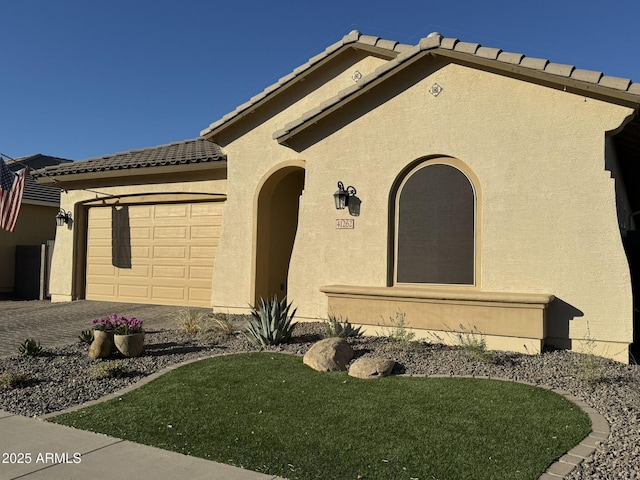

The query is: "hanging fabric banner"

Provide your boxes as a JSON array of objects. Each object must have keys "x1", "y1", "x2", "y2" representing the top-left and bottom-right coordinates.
[{"x1": 0, "y1": 161, "x2": 27, "y2": 232}]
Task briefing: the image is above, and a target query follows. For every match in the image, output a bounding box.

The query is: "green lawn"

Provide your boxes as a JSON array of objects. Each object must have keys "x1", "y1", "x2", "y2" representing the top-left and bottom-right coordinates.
[{"x1": 50, "y1": 353, "x2": 590, "y2": 480}]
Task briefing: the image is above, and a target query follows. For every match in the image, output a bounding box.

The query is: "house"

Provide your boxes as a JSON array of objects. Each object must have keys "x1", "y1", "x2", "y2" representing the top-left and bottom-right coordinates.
[
  {"x1": 34, "y1": 31, "x2": 640, "y2": 362},
  {"x1": 1, "y1": 154, "x2": 72, "y2": 297}
]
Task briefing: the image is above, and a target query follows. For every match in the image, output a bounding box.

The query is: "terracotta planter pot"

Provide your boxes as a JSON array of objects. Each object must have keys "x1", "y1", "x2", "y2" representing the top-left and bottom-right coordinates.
[
  {"x1": 89, "y1": 330, "x2": 115, "y2": 359},
  {"x1": 114, "y1": 332, "x2": 145, "y2": 357}
]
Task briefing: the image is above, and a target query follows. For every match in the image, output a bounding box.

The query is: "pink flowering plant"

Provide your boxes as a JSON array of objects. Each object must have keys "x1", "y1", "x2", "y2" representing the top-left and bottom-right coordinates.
[
  {"x1": 113, "y1": 315, "x2": 144, "y2": 335},
  {"x1": 91, "y1": 314, "x2": 143, "y2": 334},
  {"x1": 92, "y1": 315, "x2": 115, "y2": 331}
]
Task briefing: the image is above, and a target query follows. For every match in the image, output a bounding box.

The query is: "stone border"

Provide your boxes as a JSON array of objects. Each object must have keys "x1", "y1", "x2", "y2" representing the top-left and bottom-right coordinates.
[{"x1": 40, "y1": 353, "x2": 609, "y2": 479}]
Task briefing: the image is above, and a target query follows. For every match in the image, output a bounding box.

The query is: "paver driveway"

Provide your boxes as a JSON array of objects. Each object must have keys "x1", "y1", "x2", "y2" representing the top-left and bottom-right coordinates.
[{"x1": 0, "y1": 299, "x2": 209, "y2": 357}]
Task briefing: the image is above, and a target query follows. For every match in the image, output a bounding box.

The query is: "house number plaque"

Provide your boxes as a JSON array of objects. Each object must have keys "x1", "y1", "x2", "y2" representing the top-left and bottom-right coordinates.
[{"x1": 336, "y1": 219, "x2": 354, "y2": 229}]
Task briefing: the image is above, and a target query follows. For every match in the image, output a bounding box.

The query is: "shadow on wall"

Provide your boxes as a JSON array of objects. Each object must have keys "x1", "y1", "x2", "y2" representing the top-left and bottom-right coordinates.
[
  {"x1": 622, "y1": 231, "x2": 640, "y2": 360},
  {"x1": 112, "y1": 205, "x2": 132, "y2": 269},
  {"x1": 545, "y1": 298, "x2": 584, "y2": 351}
]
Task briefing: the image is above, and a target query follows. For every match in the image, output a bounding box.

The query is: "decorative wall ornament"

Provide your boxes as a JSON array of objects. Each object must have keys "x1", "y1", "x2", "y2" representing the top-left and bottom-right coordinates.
[{"x1": 429, "y1": 83, "x2": 443, "y2": 97}]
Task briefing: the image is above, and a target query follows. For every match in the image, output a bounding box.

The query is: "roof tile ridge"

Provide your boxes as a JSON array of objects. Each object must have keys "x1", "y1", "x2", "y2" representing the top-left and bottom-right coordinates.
[
  {"x1": 423, "y1": 33, "x2": 636, "y2": 95},
  {"x1": 82, "y1": 138, "x2": 208, "y2": 163}
]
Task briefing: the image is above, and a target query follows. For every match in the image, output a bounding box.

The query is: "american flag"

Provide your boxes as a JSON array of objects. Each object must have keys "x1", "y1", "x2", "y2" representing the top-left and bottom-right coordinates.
[{"x1": 0, "y1": 160, "x2": 27, "y2": 232}]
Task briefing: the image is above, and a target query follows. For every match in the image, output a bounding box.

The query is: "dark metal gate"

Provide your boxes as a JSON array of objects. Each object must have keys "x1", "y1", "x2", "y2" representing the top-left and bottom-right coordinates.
[{"x1": 14, "y1": 241, "x2": 54, "y2": 300}]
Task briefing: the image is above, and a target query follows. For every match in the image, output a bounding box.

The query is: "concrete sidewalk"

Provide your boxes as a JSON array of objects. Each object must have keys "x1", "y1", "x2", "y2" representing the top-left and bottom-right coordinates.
[{"x1": 0, "y1": 410, "x2": 284, "y2": 480}]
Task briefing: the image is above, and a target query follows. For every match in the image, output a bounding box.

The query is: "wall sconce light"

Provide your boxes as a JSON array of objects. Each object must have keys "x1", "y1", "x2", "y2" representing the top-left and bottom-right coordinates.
[
  {"x1": 333, "y1": 181, "x2": 360, "y2": 216},
  {"x1": 334, "y1": 181, "x2": 356, "y2": 210},
  {"x1": 56, "y1": 209, "x2": 72, "y2": 227}
]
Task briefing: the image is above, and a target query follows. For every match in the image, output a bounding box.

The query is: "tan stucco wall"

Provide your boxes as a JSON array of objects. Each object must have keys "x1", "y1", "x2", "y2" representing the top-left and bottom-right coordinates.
[
  {"x1": 48, "y1": 176, "x2": 227, "y2": 302},
  {"x1": 211, "y1": 56, "x2": 634, "y2": 361},
  {"x1": 0, "y1": 204, "x2": 58, "y2": 292},
  {"x1": 210, "y1": 51, "x2": 390, "y2": 310}
]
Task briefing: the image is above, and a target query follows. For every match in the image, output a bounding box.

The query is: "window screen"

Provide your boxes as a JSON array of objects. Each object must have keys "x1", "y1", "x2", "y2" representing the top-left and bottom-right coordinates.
[{"x1": 397, "y1": 164, "x2": 475, "y2": 284}]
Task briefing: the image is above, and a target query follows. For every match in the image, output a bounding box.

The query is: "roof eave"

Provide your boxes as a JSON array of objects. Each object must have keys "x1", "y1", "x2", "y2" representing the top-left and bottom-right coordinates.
[
  {"x1": 435, "y1": 49, "x2": 640, "y2": 108},
  {"x1": 34, "y1": 160, "x2": 227, "y2": 186},
  {"x1": 275, "y1": 47, "x2": 640, "y2": 147},
  {"x1": 200, "y1": 39, "x2": 406, "y2": 142}
]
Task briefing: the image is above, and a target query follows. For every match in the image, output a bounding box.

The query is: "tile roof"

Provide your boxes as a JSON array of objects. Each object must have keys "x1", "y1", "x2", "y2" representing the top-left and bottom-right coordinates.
[
  {"x1": 32, "y1": 138, "x2": 226, "y2": 180},
  {"x1": 200, "y1": 30, "x2": 413, "y2": 138},
  {"x1": 272, "y1": 31, "x2": 640, "y2": 143},
  {"x1": 6, "y1": 155, "x2": 72, "y2": 206}
]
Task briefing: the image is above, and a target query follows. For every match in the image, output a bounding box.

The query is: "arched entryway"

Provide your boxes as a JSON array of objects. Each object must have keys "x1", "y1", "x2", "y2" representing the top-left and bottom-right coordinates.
[{"x1": 254, "y1": 165, "x2": 305, "y2": 305}]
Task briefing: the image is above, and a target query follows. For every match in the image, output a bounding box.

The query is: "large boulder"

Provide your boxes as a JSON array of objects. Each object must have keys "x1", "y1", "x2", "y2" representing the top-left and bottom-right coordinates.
[
  {"x1": 303, "y1": 338, "x2": 354, "y2": 371},
  {"x1": 348, "y1": 357, "x2": 395, "y2": 379}
]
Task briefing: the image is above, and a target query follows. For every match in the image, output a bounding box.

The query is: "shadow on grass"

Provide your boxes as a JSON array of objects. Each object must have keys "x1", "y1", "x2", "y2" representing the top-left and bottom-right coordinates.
[{"x1": 143, "y1": 342, "x2": 210, "y2": 356}]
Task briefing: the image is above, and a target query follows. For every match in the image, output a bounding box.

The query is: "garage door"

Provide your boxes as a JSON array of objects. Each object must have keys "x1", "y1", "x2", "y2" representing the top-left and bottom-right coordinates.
[{"x1": 85, "y1": 202, "x2": 223, "y2": 307}]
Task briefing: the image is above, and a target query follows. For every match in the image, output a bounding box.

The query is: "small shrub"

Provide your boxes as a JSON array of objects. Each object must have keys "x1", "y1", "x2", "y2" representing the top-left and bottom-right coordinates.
[
  {"x1": 18, "y1": 339, "x2": 42, "y2": 356},
  {"x1": 322, "y1": 315, "x2": 363, "y2": 338},
  {"x1": 90, "y1": 361, "x2": 128, "y2": 380},
  {"x1": 572, "y1": 322, "x2": 607, "y2": 384},
  {"x1": 0, "y1": 370, "x2": 31, "y2": 389},
  {"x1": 78, "y1": 330, "x2": 94, "y2": 344},
  {"x1": 245, "y1": 296, "x2": 297, "y2": 346},
  {"x1": 175, "y1": 308, "x2": 208, "y2": 334},
  {"x1": 211, "y1": 314, "x2": 236, "y2": 336},
  {"x1": 456, "y1": 325, "x2": 498, "y2": 364},
  {"x1": 574, "y1": 353, "x2": 608, "y2": 384},
  {"x1": 378, "y1": 311, "x2": 419, "y2": 351}
]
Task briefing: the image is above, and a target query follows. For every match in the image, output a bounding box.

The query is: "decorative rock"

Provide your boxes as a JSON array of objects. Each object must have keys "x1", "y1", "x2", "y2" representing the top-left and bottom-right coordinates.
[
  {"x1": 348, "y1": 357, "x2": 395, "y2": 379},
  {"x1": 303, "y1": 337, "x2": 354, "y2": 371},
  {"x1": 88, "y1": 331, "x2": 114, "y2": 359},
  {"x1": 114, "y1": 332, "x2": 145, "y2": 357}
]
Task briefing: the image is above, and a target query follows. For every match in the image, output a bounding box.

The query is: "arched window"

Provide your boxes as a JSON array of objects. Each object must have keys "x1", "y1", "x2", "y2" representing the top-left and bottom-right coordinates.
[{"x1": 395, "y1": 161, "x2": 476, "y2": 285}]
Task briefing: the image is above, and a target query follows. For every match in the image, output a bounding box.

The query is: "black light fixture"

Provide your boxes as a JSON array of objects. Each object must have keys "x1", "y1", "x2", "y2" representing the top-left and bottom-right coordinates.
[
  {"x1": 333, "y1": 181, "x2": 356, "y2": 210},
  {"x1": 56, "y1": 209, "x2": 72, "y2": 227}
]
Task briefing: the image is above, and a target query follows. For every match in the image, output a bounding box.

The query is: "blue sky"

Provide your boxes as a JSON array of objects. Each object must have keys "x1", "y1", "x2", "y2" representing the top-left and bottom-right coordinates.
[{"x1": 1, "y1": 0, "x2": 639, "y2": 161}]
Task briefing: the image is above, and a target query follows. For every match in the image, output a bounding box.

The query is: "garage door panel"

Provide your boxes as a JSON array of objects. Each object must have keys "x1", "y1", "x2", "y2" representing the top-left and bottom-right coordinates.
[
  {"x1": 86, "y1": 283, "x2": 116, "y2": 297},
  {"x1": 86, "y1": 201, "x2": 221, "y2": 307},
  {"x1": 118, "y1": 266, "x2": 150, "y2": 278},
  {"x1": 88, "y1": 228, "x2": 112, "y2": 240},
  {"x1": 191, "y1": 203, "x2": 219, "y2": 216},
  {"x1": 152, "y1": 285, "x2": 186, "y2": 300},
  {"x1": 153, "y1": 265, "x2": 186, "y2": 278},
  {"x1": 190, "y1": 245, "x2": 214, "y2": 259},
  {"x1": 154, "y1": 246, "x2": 187, "y2": 259},
  {"x1": 154, "y1": 226, "x2": 187, "y2": 240},
  {"x1": 130, "y1": 227, "x2": 152, "y2": 240},
  {"x1": 87, "y1": 246, "x2": 112, "y2": 259},
  {"x1": 87, "y1": 265, "x2": 116, "y2": 276},
  {"x1": 154, "y1": 204, "x2": 188, "y2": 218},
  {"x1": 189, "y1": 288, "x2": 212, "y2": 304},
  {"x1": 118, "y1": 284, "x2": 150, "y2": 299},
  {"x1": 190, "y1": 225, "x2": 219, "y2": 240},
  {"x1": 131, "y1": 246, "x2": 151, "y2": 259},
  {"x1": 129, "y1": 206, "x2": 153, "y2": 219},
  {"x1": 189, "y1": 266, "x2": 213, "y2": 280}
]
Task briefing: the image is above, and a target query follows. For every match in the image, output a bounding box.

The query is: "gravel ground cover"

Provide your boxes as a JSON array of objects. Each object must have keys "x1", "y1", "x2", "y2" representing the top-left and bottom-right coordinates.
[{"x1": 1, "y1": 322, "x2": 639, "y2": 479}]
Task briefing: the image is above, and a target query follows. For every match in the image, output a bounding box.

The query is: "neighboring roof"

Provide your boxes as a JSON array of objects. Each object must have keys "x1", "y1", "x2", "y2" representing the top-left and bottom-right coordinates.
[
  {"x1": 32, "y1": 138, "x2": 226, "y2": 181},
  {"x1": 273, "y1": 31, "x2": 640, "y2": 144},
  {"x1": 200, "y1": 30, "x2": 413, "y2": 139},
  {"x1": 7, "y1": 154, "x2": 72, "y2": 206}
]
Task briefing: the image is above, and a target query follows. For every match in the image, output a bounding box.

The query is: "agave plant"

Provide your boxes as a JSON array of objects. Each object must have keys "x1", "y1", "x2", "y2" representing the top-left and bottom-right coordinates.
[
  {"x1": 322, "y1": 314, "x2": 363, "y2": 339},
  {"x1": 245, "y1": 296, "x2": 297, "y2": 346},
  {"x1": 78, "y1": 329, "x2": 94, "y2": 345},
  {"x1": 18, "y1": 339, "x2": 42, "y2": 356}
]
